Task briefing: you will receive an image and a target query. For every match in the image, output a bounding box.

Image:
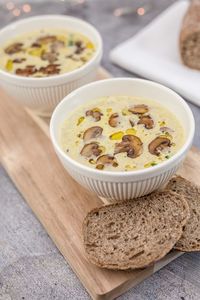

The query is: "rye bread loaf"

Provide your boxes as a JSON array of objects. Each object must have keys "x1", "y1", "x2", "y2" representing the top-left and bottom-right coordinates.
[
  {"x1": 83, "y1": 191, "x2": 189, "y2": 270},
  {"x1": 166, "y1": 176, "x2": 200, "y2": 251},
  {"x1": 180, "y1": 0, "x2": 200, "y2": 69}
]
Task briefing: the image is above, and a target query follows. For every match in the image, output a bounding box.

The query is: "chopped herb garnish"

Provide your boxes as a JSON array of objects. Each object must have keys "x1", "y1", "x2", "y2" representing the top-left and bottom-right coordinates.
[{"x1": 68, "y1": 40, "x2": 74, "y2": 46}]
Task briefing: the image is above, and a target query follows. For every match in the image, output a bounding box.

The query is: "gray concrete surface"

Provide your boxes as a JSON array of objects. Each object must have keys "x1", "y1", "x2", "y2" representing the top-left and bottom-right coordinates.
[{"x1": 0, "y1": 0, "x2": 200, "y2": 299}]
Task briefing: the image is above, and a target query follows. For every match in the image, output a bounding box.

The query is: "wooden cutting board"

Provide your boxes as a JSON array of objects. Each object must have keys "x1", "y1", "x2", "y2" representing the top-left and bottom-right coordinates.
[{"x1": 0, "y1": 68, "x2": 199, "y2": 300}]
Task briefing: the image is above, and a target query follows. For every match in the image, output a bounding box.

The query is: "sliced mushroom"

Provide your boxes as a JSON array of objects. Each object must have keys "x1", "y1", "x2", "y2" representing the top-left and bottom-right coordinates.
[
  {"x1": 31, "y1": 42, "x2": 41, "y2": 48},
  {"x1": 96, "y1": 155, "x2": 118, "y2": 169},
  {"x1": 85, "y1": 109, "x2": 103, "y2": 122},
  {"x1": 128, "y1": 104, "x2": 149, "y2": 115},
  {"x1": 160, "y1": 126, "x2": 174, "y2": 133},
  {"x1": 108, "y1": 113, "x2": 120, "y2": 127},
  {"x1": 129, "y1": 119, "x2": 135, "y2": 127},
  {"x1": 114, "y1": 135, "x2": 143, "y2": 158},
  {"x1": 39, "y1": 64, "x2": 60, "y2": 75},
  {"x1": 5, "y1": 42, "x2": 23, "y2": 55},
  {"x1": 13, "y1": 58, "x2": 26, "y2": 63},
  {"x1": 50, "y1": 40, "x2": 65, "y2": 52},
  {"x1": 148, "y1": 136, "x2": 171, "y2": 156},
  {"x1": 80, "y1": 142, "x2": 102, "y2": 158},
  {"x1": 138, "y1": 115, "x2": 154, "y2": 129},
  {"x1": 75, "y1": 47, "x2": 85, "y2": 55},
  {"x1": 83, "y1": 126, "x2": 103, "y2": 142},
  {"x1": 16, "y1": 65, "x2": 37, "y2": 76},
  {"x1": 75, "y1": 40, "x2": 82, "y2": 47},
  {"x1": 41, "y1": 51, "x2": 58, "y2": 63},
  {"x1": 74, "y1": 40, "x2": 85, "y2": 54},
  {"x1": 36, "y1": 35, "x2": 57, "y2": 44}
]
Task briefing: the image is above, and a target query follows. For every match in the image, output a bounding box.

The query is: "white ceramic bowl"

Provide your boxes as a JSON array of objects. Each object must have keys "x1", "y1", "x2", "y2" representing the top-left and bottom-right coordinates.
[
  {"x1": 0, "y1": 15, "x2": 102, "y2": 114},
  {"x1": 50, "y1": 78, "x2": 195, "y2": 201}
]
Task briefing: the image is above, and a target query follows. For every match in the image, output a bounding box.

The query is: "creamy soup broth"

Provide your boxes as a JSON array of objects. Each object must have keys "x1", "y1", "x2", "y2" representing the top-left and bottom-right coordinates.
[
  {"x1": 60, "y1": 96, "x2": 185, "y2": 172},
  {"x1": 0, "y1": 28, "x2": 95, "y2": 77}
]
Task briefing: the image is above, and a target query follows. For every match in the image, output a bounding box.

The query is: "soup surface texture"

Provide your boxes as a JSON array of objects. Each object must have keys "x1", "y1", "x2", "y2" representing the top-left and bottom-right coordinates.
[
  {"x1": 60, "y1": 96, "x2": 185, "y2": 172},
  {"x1": 0, "y1": 28, "x2": 95, "y2": 77}
]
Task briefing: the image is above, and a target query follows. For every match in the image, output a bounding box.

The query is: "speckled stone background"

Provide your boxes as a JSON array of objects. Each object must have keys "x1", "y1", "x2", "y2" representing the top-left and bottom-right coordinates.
[{"x1": 0, "y1": 1, "x2": 200, "y2": 299}]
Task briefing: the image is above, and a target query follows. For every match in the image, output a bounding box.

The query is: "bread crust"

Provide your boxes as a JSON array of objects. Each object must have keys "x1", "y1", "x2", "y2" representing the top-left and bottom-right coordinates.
[{"x1": 167, "y1": 175, "x2": 200, "y2": 252}]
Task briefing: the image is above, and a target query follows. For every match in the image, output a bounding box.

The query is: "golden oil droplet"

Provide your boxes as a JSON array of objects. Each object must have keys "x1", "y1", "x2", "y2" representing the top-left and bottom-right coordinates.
[
  {"x1": 99, "y1": 146, "x2": 106, "y2": 153},
  {"x1": 6, "y1": 59, "x2": 13, "y2": 71},
  {"x1": 109, "y1": 131, "x2": 124, "y2": 140},
  {"x1": 77, "y1": 116, "x2": 85, "y2": 126},
  {"x1": 89, "y1": 158, "x2": 95, "y2": 165},
  {"x1": 96, "y1": 164, "x2": 104, "y2": 170},
  {"x1": 125, "y1": 128, "x2": 136, "y2": 135},
  {"x1": 122, "y1": 108, "x2": 132, "y2": 116}
]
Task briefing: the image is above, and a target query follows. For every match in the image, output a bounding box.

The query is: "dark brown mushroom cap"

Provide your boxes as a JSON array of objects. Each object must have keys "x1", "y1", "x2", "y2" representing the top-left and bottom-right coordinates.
[
  {"x1": 16, "y1": 65, "x2": 37, "y2": 76},
  {"x1": 129, "y1": 119, "x2": 135, "y2": 127},
  {"x1": 80, "y1": 142, "x2": 102, "y2": 158},
  {"x1": 138, "y1": 115, "x2": 154, "y2": 129},
  {"x1": 13, "y1": 58, "x2": 26, "y2": 63},
  {"x1": 74, "y1": 40, "x2": 85, "y2": 54},
  {"x1": 75, "y1": 47, "x2": 85, "y2": 55},
  {"x1": 96, "y1": 155, "x2": 118, "y2": 169},
  {"x1": 31, "y1": 42, "x2": 41, "y2": 48},
  {"x1": 39, "y1": 64, "x2": 60, "y2": 75},
  {"x1": 108, "y1": 113, "x2": 120, "y2": 128},
  {"x1": 36, "y1": 35, "x2": 57, "y2": 44},
  {"x1": 75, "y1": 41, "x2": 82, "y2": 47},
  {"x1": 5, "y1": 42, "x2": 23, "y2": 55},
  {"x1": 41, "y1": 51, "x2": 58, "y2": 63},
  {"x1": 83, "y1": 126, "x2": 103, "y2": 142},
  {"x1": 114, "y1": 135, "x2": 143, "y2": 158},
  {"x1": 85, "y1": 109, "x2": 103, "y2": 122},
  {"x1": 128, "y1": 104, "x2": 149, "y2": 115},
  {"x1": 148, "y1": 136, "x2": 171, "y2": 156}
]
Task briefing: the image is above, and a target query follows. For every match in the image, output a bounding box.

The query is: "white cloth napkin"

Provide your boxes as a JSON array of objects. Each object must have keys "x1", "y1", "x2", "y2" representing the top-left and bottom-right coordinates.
[{"x1": 110, "y1": 0, "x2": 200, "y2": 107}]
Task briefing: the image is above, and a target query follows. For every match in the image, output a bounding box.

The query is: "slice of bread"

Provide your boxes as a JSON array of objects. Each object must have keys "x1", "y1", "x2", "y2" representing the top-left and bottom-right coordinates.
[
  {"x1": 166, "y1": 176, "x2": 200, "y2": 251},
  {"x1": 83, "y1": 191, "x2": 189, "y2": 270},
  {"x1": 180, "y1": 0, "x2": 200, "y2": 70}
]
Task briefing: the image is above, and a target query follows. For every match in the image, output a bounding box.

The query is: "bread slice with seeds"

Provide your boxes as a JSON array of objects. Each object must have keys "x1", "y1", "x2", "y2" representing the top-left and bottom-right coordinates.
[
  {"x1": 83, "y1": 191, "x2": 189, "y2": 270},
  {"x1": 166, "y1": 176, "x2": 200, "y2": 251}
]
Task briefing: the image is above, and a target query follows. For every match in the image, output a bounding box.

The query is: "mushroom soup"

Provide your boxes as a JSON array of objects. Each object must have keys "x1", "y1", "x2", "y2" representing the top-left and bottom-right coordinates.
[
  {"x1": 60, "y1": 96, "x2": 185, "y2": 171},
  {"x1": 0, "y1": 29, "x2": 95, "y2": 77}
]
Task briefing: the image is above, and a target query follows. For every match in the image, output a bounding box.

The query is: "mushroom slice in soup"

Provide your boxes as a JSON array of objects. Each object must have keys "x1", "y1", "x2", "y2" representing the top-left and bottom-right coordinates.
[
  {"x1": 36, "y1": 35, "x2": 57, "y2": 44},
  {"x1": 85, "y1": 108, "x2": 103, "y2": 122},
  {"x1": 5, "y1": 42, "x2": 23, "y2": 54},
  {"x1": 13, "y1": 58, "x2": 26, "y2": 63},
  {"x1": 39, "y1": 64, "x2": 60, "y2": 75},
  {"x1": 16, "y1": 65, "x2": 37, "y2": 76},
  {"x1": 137, "y1": 115, "x2": 154, "y2": 129},
  {"x1": 129, "y1": 119, "x2": 135, "y2": 127},
  {"x1": 50, "y1": 40, "x2": 65, "y2": 52},
  {"x1": 83, "y1": 126, "x2": 103, "y2": 142},
  {"x1": 128, "y1": 104, "x2": 149, "y2": 115},
  {"x1": 31, "y1": 42, "x2": 41, "y2": 48},
  {"x1": 96, "y1": 154, "x2": 118, "y2": 170},
  {"x1": 160, "y1": 126, "x2": 174, "y2": 133},
  {"x1": 80, "y1": 142, "x2": 102, "y2": 158},
  {"x1": 114, "y1": 135, "x2": 143, "y2": 158},
  {"x1": 41, "y1": 51, "x2": 58, "y2": 63},
  {"x1": 148, "y1": 136, "x2": 171, "y2": 156},
  {"x1": 108, "y1": 113, "x2": 120, "y2": 128}
]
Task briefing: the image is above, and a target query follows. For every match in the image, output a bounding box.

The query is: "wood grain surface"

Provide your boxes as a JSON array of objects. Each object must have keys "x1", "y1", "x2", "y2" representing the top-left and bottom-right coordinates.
[{"x1": 0, "y1": 68, "x2": 199, "y2": 300}]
